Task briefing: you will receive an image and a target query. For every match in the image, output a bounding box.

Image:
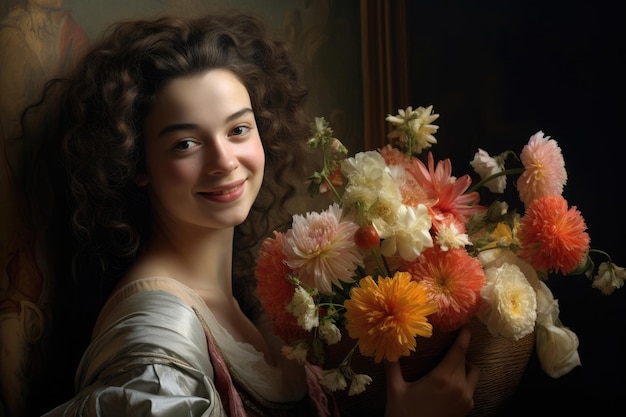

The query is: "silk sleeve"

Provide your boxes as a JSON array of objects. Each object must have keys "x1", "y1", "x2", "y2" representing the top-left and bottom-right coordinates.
[{"x1": 41, "y1": 290, "x2": 227, "y2": 417}]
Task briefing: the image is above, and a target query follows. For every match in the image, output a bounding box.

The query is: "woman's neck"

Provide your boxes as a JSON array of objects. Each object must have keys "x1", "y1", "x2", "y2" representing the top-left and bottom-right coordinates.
[{"x1": 122, "y1": 225, "x2": 235, "y2": 297}]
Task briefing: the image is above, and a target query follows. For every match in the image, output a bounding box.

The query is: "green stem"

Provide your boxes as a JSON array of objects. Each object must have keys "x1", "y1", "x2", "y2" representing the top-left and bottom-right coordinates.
[
  {"x1": 318, "y1": 301, "x2": 346, "y2": 312},
  {"x1": 323, "y1": 176, "x2": 342, "y2": 202},
  {"x1": 465, "y1": 167, "x2": 524, "y2": 194},
  {"x1": 589, "y1": 248, "x2": 612, "y2": 263},
  {"x1": 340, "y1": 341, "x2": 360, "y2": 369},
  {"x1": 369, "y1": 249, "x2": 388, "y2": 277}
]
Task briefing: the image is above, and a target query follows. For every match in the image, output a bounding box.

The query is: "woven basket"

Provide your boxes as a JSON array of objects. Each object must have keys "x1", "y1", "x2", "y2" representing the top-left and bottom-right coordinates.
[{"x1": 323, "y1": 317, "x2": 535, "y2": 417}]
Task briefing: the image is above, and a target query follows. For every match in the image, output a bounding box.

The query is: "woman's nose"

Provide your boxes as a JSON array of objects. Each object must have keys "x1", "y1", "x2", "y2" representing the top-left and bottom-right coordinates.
[{"x1": 205, "y1": 139, "x2": 239, "y2": 175}]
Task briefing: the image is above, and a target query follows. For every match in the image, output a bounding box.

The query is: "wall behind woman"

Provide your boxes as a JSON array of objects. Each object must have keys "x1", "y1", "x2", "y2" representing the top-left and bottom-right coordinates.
[
  {"x1": 61, "y1": 0, "x2": 363, "y2": 149},
  {"x1": 405, "y1": 1, "x2": 624, "y2": 416}
]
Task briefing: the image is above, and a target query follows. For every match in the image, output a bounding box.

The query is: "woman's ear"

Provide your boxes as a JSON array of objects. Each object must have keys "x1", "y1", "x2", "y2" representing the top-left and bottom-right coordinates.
[{"x1": 135, "y1": 173, "x2": 149, "y2": 186}]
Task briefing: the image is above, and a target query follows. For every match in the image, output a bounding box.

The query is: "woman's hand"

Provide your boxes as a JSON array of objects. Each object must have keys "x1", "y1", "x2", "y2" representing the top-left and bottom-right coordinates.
[{"x1": 384, "y1": 325, "x2": 479, "y2": 417}]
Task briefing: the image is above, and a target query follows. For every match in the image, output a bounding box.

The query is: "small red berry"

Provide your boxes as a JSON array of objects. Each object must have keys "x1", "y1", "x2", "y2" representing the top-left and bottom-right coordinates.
[{"x1": 354, "y1": 224, "x2": 380, "y2": 250}]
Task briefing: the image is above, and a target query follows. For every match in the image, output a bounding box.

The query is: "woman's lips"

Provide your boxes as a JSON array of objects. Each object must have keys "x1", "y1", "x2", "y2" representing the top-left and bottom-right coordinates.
[{"x1": 199, "y1": 180, "x2": 245, "y2": 203}]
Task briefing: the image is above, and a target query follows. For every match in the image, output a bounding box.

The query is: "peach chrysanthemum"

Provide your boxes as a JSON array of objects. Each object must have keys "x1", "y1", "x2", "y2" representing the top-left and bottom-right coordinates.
[
  {"x1": 379, "y1": 144, "x2": 410, "y2": 167},
  {"x1": 517, "y1": 195, "x2": 590, "y2": 274},
  {"x1": 255, "y1": 232, "x2": 309, "y2": 343},
  {"x1": 408, "y1": 152, "x2": 487, "y2": 234},
  {"x1": 403, "y1": 245, "x2": 486, "y2": 332},
  {"x1": 344, "y1": 272, "x2": 438, "y2": 363},
  {"x1": 379, "y1": 145, "x2": 432, "y2": 208},
  {"x1": 283, "y1": 203, "x2": 362, "y2": 295},
  {"x1": 516, "y1": 131, "x2": 567, "y2": 206}
]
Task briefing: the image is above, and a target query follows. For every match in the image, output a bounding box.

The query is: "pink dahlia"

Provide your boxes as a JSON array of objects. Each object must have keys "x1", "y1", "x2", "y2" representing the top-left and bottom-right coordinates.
[
  {"x1": 516, "y1": 131, "x2": 567, "y2": 206},
  {"x1": 283, "y1": 203, "x2": 363, "y2": 295}
]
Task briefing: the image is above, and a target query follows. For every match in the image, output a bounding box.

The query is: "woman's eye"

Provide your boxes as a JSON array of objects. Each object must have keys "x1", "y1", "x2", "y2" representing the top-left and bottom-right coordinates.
[
  {"x1": 174, "y1": 139, "x2": 198, "y2": 151},
  {"x1": 231, "y1": 125, "x2": 250, "y2": 137}
]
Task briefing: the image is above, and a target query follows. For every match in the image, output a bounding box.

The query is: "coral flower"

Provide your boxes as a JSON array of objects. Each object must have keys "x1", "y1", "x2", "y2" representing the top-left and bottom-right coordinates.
[
  {"x1": 344, "y1": 272, "x2": 438, "y2": 363},
  {"x1": 319, "y1": 165, "x2": 344, "y2": 197},
  {"x1": 516, "y1": 131, "x2": 567, "y2": 206},
  {"x1": 403, "y1": 246, "x2": 486, "y2": 332},
  {"x1": 517, "y1": 195, "x2": 590, "y2": 274},
  {"x1": 408, "y1": 152, "x2": 487, "y2": 233},
  {"x1": 255, "y1": 232, "x2": 309, "y2": 343}
]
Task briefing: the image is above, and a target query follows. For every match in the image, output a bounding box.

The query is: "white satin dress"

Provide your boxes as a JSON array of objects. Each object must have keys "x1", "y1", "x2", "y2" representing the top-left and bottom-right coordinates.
[{"x1": 41, "y1": 277, "x2": 329, "y2": 417}]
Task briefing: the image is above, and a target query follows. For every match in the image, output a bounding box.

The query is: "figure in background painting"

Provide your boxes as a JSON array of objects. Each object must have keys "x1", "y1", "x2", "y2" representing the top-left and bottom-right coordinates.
[{"x1": 0, "y1": 1, "x2": 88, "y2": 416}]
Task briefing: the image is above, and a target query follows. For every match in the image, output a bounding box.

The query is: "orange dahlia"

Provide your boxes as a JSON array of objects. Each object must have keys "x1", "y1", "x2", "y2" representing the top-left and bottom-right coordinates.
[
  {"x1": 344, "y1": 272, "x2": 438, "y2": 363},
  {"x1": 255, "y1": 232, "x2": 309, "y2": 343},
  {"x1": 517, "y1": 194, "x2": 590, "y2": 274},
  {"x1": 402, "y1": 245, "x2": 486, "y2": 332}
]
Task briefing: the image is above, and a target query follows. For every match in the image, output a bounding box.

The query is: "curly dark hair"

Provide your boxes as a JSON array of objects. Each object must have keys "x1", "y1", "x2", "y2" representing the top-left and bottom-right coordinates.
[{"x1": 31, "y1": 11, "x2": 311, "y2": 323}]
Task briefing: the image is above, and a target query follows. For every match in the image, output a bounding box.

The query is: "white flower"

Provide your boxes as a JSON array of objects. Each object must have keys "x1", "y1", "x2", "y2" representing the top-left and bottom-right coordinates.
[
  {"x1": 308, "y1": 117, "x2": 343, "y2": 152},
  {"x1": 318, "y1": 319, "x2": 342, "y2": 345},
  {"x1": 592, "y1": 262, "x2": 626, "y2": 295},
  {"x1": 478, "y1": 249, "x2": 540, "y2": 289},
  {"x1": 435, "y1": 222, "x2": 471, "y2": 251},
  {"x1": 348, "y1": 373, "x2": 373, "y2": 396},
  {"x1": 364, "y1": 184, "x2": 404, "y2": 240},
  {"x1": 470, "y1": 148, "x2": 507, "y2": 193},
  {"x1": 478, "y1": 262, "x2": 537, "y2": 340},
  {"x1": 341, "y1": 151, "x2": 402, "y2": 213},
  {"x1": 412, "y1": 105, "x2": 440, "y2": 150},
  {"x1": 386, "y1": 105, "x2": 439, "y2": 154},
  {"x1": 385, "y1": 106, "x2": 418, "y2": 129},
  {"x1": 320, "y1": 368, "x2": 347, "y2": 392},
  {"x1": 281, "y1": 343, "x2": 309, "y2": 364},
  {"x1": 341, "y1": 150, "x2": 408, "y2": 241},
  {"x1": 284, "y1": 203, "x2": 362, "y2": 295},
  {"x1": 341, "y1": 151, "x2": 389, "y2": 191},
  {"x1": 286, "y1": 286, "x2": 319, "y2": 331},
  {"x1": 535, "y1": 281, "x2": 581, "y2": 378},
  {"x1": 380, "y1": 203, "x2": 433, "y2": 261}
]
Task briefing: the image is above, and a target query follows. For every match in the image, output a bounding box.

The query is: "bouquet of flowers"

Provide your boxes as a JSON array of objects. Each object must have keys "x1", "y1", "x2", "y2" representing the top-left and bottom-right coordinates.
[{"x1": 254, "y1": 105, "x2": 624, "y2": 397}]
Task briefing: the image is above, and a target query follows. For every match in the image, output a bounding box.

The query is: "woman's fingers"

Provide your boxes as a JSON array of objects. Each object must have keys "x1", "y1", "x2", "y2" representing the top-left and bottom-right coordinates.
[
  {"x1": 437, "y1": 324, "x2": 473, "y2": 375},
  {"x1": 382, "y1": 324, "x2": 480, "y2": 417}
]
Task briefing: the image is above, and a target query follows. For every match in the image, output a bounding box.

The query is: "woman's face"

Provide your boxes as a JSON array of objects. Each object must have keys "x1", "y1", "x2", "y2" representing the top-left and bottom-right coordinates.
[{"x1": 140, "y1": 69, "x2": 265, "y2": 232}]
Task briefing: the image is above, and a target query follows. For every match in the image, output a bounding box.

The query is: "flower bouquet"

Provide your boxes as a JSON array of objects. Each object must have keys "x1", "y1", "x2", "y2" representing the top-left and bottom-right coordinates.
[{"x1": 254, "y1": 105, "x2": 624, "y2": 416}]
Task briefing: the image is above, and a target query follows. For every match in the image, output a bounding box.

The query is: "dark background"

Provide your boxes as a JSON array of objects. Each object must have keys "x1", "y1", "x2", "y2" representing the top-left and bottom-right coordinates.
[{"x1": 405, "y1": 1, "x2": 625, "y2": 415}]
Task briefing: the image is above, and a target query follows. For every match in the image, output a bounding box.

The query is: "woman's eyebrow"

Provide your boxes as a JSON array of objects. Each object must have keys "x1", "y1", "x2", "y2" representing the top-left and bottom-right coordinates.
[
  {"x1": 156, "y1": 107, "x2": 254, "y2": 137},
  {"x1": 226, "y1": 107, "x2": 254, "y2": 122}
]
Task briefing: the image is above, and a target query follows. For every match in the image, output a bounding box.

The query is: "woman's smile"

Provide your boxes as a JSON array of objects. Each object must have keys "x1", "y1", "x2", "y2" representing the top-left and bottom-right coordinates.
[{"x1": 199, "y1": 180, "x2": 246, "y2": 202}]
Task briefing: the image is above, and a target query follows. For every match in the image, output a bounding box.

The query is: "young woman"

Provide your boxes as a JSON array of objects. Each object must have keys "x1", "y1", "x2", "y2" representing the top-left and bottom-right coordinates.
[{"x1": 28, "y1": 11, "x2": 478, "y2": 417}]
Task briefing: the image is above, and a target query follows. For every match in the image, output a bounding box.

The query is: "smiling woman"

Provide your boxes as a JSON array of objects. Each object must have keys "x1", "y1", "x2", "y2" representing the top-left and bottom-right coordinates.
[
  {"x1": 15, "y1": 10, "x2": 483, "y2": 417},
  {"x1": 21, "y1": 11, "x2": 319, "y2": 416}
]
